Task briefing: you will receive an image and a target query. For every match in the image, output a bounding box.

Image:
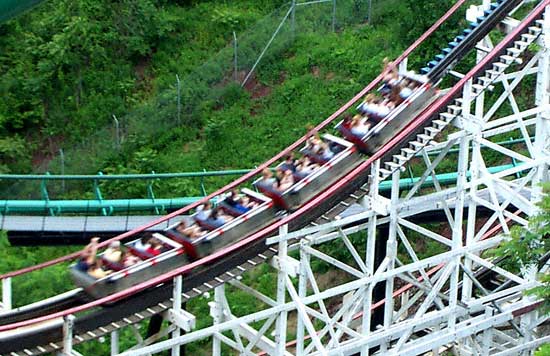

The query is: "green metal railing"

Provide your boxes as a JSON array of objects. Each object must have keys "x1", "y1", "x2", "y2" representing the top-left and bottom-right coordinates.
[
  {"x1": 0, "y1": 0, "x2": 46, "y2": 23},
  {"x1": 0, "y1": 169, "x2": 254, "y2": 216},
  {"x1": 0, "y1": 136, "x2": 532, "y2": 216},
  {"x1": 0, "y1": 163, "x2": 527, "y2": 216}
]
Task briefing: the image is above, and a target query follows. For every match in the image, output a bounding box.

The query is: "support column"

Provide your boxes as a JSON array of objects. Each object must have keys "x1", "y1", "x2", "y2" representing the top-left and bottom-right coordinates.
[
  {"x1": 521, "y1": 7, "x2": 550, "y2": 354},
  {"x1": 62, "y1": 314, "x2": 75, "y2": 356},
  {"x1": 233, "y1": 32, "x2": 238, "y2": 82},
  {"x1": 450, "y1": 133, "x2": 470, "y2": 331},
  {"x1": 361, "y1": 161, "x2": 381, "y2": 356},
  {"x1": 275, "y1": 223, "x2": 289, "y2": 355},
  {"x1": 463, "y1": 135, "x2": 481, "y2": 304},
  {"x1": 211, "y1": 285, "x2": 224, "y2": 356},
  {"x1": 533, "y1": 5, "x2": 550, "y2": 200},
  {"x1": 111, "y1": 330, "x2": 119, "y2": 356},
  {"x1": 380, "y1": 168, "x2": 400, "y2": 352},
  {"x1": 2, "y1": 277, "x2": 11, "y2": 311},
  {"x1": 463, "y1": 75, "x2": 483, "y2": 305},
  {"x1": 296, "y1": 239, "x2": 309, "y2": 356},
  {"x1": 172, "y1": 275, "x2": 183, "y2": 356},
  {"x1": 481, "y1": 307, "x2": 494, "y2": 355},
  {"x1": 455, "y1": 79, "x2": 473, "y2": 313}
]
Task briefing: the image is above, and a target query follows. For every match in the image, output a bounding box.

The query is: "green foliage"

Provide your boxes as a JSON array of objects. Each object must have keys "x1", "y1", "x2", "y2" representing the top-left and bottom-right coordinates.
[
  {"x1": 0, "y1": 232, "x2": 79, "y2": 307},
  {"x1": 495, "y1": 184, "x2": 550, "y2": 313},
  {"x1": 0, "y1": 0, "x2": 173, "y2": 161},
  {"x1": 0, "y1": 135, "x2": 32, "y2": 173},
  {"x1": 537, "y1": 344, "x2": 550, "y2": 356}
]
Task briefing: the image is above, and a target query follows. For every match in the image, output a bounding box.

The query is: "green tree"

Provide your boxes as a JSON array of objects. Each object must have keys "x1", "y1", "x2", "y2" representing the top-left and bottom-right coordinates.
[{"x1": 496, "y1": 183, "x2": 550, "y2": 313}]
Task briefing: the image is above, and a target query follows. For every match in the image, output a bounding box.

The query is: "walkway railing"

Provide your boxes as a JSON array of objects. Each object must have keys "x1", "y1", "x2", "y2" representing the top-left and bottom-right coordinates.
[{"x1": 0, "y1": 136, "x2": 532, "y2": 216}]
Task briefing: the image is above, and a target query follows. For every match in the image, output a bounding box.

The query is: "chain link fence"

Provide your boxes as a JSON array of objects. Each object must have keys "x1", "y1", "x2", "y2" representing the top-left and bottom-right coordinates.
[{"x1": 1, "y1": 0, "x2": 376, "y2": 203}]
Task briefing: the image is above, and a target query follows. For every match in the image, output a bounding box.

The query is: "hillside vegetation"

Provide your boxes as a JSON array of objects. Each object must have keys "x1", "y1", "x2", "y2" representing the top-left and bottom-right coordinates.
[{"x1": 0, "y1": 0, "x2": 460, "y2": 179}]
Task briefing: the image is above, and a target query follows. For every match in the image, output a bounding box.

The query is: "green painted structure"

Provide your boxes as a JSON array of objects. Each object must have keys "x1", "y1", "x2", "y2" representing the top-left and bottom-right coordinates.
[
  {"x1": 0, "y1": 163, "x2": 524, "y2": 216},
  {"x1": 0, "y1": 0, "x2": 46, "y2": 23}
]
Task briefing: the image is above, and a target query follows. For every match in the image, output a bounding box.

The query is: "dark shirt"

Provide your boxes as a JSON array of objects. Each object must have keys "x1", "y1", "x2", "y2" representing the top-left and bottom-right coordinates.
[
  {"x1": 206, "y1": 217, "x2": 225, "y2": 229},
  {"x1": 75, "y1": 259, "x2": 90, "y2": 272},
  {"x1": 280, "y1": 162, "x2": 296, "y2": 173}
]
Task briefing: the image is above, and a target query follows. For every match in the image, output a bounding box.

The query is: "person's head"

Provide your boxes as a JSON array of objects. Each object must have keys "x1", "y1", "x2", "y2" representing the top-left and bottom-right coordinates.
[
  {"x1": 91, "y1": 237, "x2": 100, "y2": 243},
  {"x1": 176, "y1": 221, "x2": 187, "y2": 232},
  {"x1": 262, "y1": 168, "x2": 273, "y2": 179},
  {"x1": 284, "y1": 154, "x2": 294, "y2": 163},
  {"x1": 150, "y1": 238, "x2": 161, "y2": 248},
  {"x1": 231, "y1": 189, "x2": 239, "y2": 198},
  {"x1": 109, "y1": 241, "x2": 121, "y2": 250},
  {"x1": 204, "y1": 201, "x2": 212, "y2": 210},
  {"x1": 141, "y1": 234, "x2": 150, "y2": 244},
  {"x1": 91, "y1": 259, "x2": 103, "y2": 269},
  {"x1": 211, "y1": 208, "x2": 220, "y2": 219}
]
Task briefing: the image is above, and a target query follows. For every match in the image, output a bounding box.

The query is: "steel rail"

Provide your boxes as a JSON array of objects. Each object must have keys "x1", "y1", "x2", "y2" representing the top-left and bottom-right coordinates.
[
  {"x1": 0, "y1": 0, "x2": 469, "y2": 282},
  {"x1": 1, "y1": 0, "x2": 544, "y2": 333}
]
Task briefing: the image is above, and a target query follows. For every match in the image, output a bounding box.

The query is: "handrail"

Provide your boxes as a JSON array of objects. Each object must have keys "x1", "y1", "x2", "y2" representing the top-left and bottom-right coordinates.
[
  {"x1": 0, "y1": 163, "x2": 523, "y2": 217},
  {"x1": 0, "y1": 0, "x2": 469, "y2": 282},
  {"x1": 0, "y1": 136, "x2": 532, "y2": 182}
]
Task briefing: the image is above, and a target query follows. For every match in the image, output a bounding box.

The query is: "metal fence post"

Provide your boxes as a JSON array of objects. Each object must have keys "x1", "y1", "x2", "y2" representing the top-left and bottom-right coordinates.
[
  {"x1": 242, "y1": 6, "x2": 294, "y2": 87},
  {"x1": 291, "y1": 0, "x2": 296, "y2": 38},
  {"x1": 59, "y1": 148, "x2": 65, "y2": 194},
  {"x1": 332, "y1": 0, "x2": 337, "y2": 32},
  {"x1": 113, "y1": 115, "x2": 120, "y2": 150},
  {"x1": 233, "y1": 31, "x2": 238, "y2": 82},
  {"x1": 176, "y1": 74, "x2": 181, "y2": 125},
  {"x1": 368, "y1": 0, "x2": 372, "y2": 24}
]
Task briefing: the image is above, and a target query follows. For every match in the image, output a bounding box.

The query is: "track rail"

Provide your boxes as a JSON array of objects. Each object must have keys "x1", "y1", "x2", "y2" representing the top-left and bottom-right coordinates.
[{"x1": 2, "y1": 0, "x2": 546, "y2": 354}]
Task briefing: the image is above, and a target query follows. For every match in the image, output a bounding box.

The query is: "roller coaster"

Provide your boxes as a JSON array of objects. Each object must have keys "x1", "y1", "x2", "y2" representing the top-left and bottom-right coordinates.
[{"x1": 0, "y1": 0, "x2": 549, "y2": 355}]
